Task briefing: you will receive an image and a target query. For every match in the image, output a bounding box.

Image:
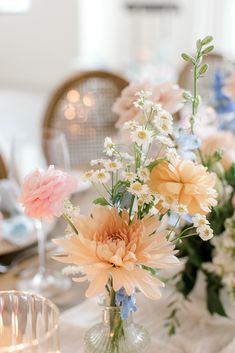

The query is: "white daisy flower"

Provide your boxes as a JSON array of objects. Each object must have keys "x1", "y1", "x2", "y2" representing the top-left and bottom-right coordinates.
[
  {"x1": 149, "y1": 207, "x2": 158, "y2": 216},
  {"x1": 90, "y1": 159, "x2": 105, "y2": 167},
  {"x1": 84, "y1": 169, "x2": 95, "y2": 181},
  {"x1": 175, "y1": 204, "x2": 188, "y2": 215},
  {"x1": 161, "y1": 196, "x2": 177, "y2": 210},
  {"x1": 138, "y1": 168, "x2": 150, "y2": 182},
  {"x1": 128, "y1": 182, "x2": 150, "y2": 197},
  {"x1": 156, "y1": 135, "x2": 174, "y2": 147},
  {"x1": 166, "y1": 147, "x2": 181, "y2": 165},
  {"x1": 197, "y1": 225, "x2": 214, "y2": 241},
  {"x1": 104, "y1": 159, "x2": 123, "y2": 171},
  {"x1": 121, "y1": 171, "x2": 137, "y2": 182},
  {"x1": 192, "y1": 214, "x2": 209, "y2": 228},
  {"x1": 154, "y1": 110, "x2": 173, "y2": 135},
  {"x1": 104, "y1": 137, "x2": 115, "y2": 156},
  {"x1": 123, "y1": 121, "x2": 140, "y2": 130},
  {"x1": 138, "y1": 193, "x2": 153, "y2": 206},
  {"x1": 131, "y1": 128, "x2": 153, "y2": 146},
  {"x1": 93, "y1": 169, "x2": 110, "y2": 184}
]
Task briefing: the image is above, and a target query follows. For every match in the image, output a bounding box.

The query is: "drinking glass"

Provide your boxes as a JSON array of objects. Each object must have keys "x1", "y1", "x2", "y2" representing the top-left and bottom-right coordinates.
[
  {"x1": 0, "y1": 291, "x2": 60, "y2": 353},
  {"x1": 10, "y1": 129, "x2": 71, "y2": 297}
]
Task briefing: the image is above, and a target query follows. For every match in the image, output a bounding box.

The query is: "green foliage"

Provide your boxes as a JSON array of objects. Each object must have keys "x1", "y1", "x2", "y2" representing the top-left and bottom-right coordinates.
[
  {"x1": 93, "y1": 197, "x2": 110, "y2": 206},
  {"x1": 209, "y1": 200, "x2": 234, "y2": 235},
  {"x1": 141, "y1": 265, "x2": 157, "y2": 276},
  {"x1": 176, "y1": 260, "x2": 198, "y2": 296},
  {"x1": 225, "y1": 163, "x2": 235, "y2": 187},
  {"x1": 147, "y1": 158, "x2": 165, "y2": 172},
  {"x1": 206, "y1": 273, "x2": 227, "y2": 316}
]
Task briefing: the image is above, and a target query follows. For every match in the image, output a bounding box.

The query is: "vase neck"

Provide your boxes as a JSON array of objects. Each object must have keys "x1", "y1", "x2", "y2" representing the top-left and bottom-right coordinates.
[{"x1": 102, "y1": 306, "x2": 132, "y2": 326}]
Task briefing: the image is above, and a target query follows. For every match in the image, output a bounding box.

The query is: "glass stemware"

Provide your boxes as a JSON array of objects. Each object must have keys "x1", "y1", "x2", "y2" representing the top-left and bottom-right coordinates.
[
  {"x1": 10, "y1": 129, "x2": 71, "y2": 297},
  {"x1": 0, "y1": 290, "x2": 60, "y2": 353}
]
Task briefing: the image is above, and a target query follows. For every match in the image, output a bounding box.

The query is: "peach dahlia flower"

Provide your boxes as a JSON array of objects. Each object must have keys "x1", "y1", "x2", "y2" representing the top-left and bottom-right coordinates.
[
  {"x1": 113, "y1": 81, "x2": 184, "y2": 128},
  {"x1": 148, "y1": 160, "x2": 217, "y2": 215},
  {"x1": 201, "y1": 130, "x2": 235, "y2": 171},
  {"x1": 54, "y1": 206, "x2": 178, "y2": 299}
]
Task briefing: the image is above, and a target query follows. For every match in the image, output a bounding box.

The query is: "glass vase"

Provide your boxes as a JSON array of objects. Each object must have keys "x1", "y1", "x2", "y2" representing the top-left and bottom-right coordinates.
[{"x1": 84, "y1": 306, "x2": 150, "y2": 353}]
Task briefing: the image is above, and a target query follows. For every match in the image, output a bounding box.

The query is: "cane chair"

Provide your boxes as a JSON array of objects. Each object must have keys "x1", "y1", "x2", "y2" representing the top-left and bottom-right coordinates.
[
  {"x1": 0, "y1": 154, "x2": 7, "y2": 179},
  {"x1": 178, "y1": 53, "x2": 225, "y2": 100},
  {"x1": 43, "y1": 70, "x2": 129, "y2": 168}
]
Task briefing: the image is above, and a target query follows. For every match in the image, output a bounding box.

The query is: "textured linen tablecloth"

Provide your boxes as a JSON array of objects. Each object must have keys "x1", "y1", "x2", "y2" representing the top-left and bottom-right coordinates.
[{"x1": 60, "y1": 275, "x2": 235, "y2": 353}]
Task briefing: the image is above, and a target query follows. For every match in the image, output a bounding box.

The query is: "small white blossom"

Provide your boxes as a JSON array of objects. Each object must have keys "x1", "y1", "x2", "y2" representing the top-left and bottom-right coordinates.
[
  {"x1": 120, "y1": 152, "x2": 135, "y2": 162},
  {"x1": 156, "y1": 135, "x2": 174, "y2": 147},
  {"x1": 63, "y1": 199, "x2": 80, "y2": 221},
  {"x1": 138, "y1": 193, "x2": 153, "y2": 206},
  {"x1": 84, "y1": 169, "x2": 95, "y2": 181},
  {"x1": 90, "y1": 159, "x2": 105, "y2": 167},
  {"x1": 192, "y1": 214, "x2": 209, "y2": 228},
  {"x1": 138, "y1": 168, "x2": 150, "y2": 182},
  {"x1": 104, "y1": 159, "x2": 123, "y2": 171},
  {"x1": 166, "y1": 147, "x2": 181, "y2": 165},
  {"x1": 149, "y1": 206, "x2": 158, "y2": 215},
  {"x1": 123, "y1": 121, "x2": 140, "y2": 130},
  {"x1": 154, "y1": 110, "x2": 173, "y2": 135},
  {"x1": 93, "y1": 169, "x2": 110, "y2": 184},
  {"x1": 175, "y1": 204, "x2": 188, "y2": 215},
  {"x1": 197, "y1": 225, "x2": 214, "y2": 241},
  {"x1": 121, "y1": 171, "x2": 137, "y2": 182},
  {"x1": 130, "y1": 128, "x2": 153, "y2": 146},
  {"x1": 161, "y1": 196, "x2": 177, "y2": 210},
  {"x1": 62, "y1": 266, "x2": 83, "y2": 276},
  {"x1": 104, "y1": 137, "x2": 115, "y2": 156},
  {"x1": 128, "y1": 182, "x2": 150, "y2": 197},
  {"x1": 135, "y1": 90, "x2": 152, "y2": 99}
]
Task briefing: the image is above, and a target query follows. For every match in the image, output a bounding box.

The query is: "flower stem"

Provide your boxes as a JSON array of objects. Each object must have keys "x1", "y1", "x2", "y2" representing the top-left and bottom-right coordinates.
[{"x1": 63, "y1": 214, "x2": 78, "y2": 235}]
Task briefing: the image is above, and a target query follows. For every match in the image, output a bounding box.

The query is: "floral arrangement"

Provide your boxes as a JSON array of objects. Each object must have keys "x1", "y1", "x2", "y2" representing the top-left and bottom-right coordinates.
[
  {"x1": 161, "y1": 37, "x2": 235, "y2": 324},
  {"x1": 19, "y1": 36, "x2": 219, "y2": 351}
]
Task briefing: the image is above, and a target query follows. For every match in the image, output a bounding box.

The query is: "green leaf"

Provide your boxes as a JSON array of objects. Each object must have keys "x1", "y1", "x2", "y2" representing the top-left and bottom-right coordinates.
[
  {"x1": 141, "y1": 264, "x2": 157, "y2": 276},
  {"x1": 206, "y1": 274, "x2": 227, "y2": 316},
  {"x1": 181, "y1": 53, "x2": 194, "y2": 62},
  {"x1": 147, "y1": 158, "x2": 165, "y2": 172},
  {"x1": 201, "y1": 35, "x2": 213, "y2": 46},
  {"x1": 202, "y1": 45, "x2": 214, "y2": 55},
  {"x1": 93, "y1": 197, "x2": 110, "y2": 206},
  {"x1": 176, "y1": 260, "x2": 198, "y2": 296},
  {"x1": 198, "y1": 63, "x2": 209, "y2": 76},
  {"x1": 225, "y1": 163, "x2": 235, "y2": 186},
  {"x1": 196, "y1": 39, "x2": 202, "y2": 50}
]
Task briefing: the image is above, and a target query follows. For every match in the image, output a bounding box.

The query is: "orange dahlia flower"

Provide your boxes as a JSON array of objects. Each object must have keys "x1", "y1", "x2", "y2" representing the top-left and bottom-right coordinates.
[
  {"x1": 54, "y1": 206, "x2": 178, "y2": 299},
  {"x1": 148, "y1": 160, "x2": 217, "y2": 215}
]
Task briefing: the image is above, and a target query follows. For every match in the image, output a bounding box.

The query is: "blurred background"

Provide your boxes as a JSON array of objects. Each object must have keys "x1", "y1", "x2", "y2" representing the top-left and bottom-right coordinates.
[{"x1": 0, "y1": 0, "x2": 235, "y2": 161}]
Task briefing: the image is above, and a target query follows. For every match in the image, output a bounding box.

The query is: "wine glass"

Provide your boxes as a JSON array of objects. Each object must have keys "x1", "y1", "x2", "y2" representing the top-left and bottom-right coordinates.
[
  {"x1": 0, "y1": 290, "x2": 60, "y2": 353},
  {"x1": 10, "y1": 129, "x2": 71, "y2": 298}
]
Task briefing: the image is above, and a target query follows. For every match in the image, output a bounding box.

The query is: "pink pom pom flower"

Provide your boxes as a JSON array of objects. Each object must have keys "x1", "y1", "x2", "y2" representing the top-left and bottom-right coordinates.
[{"x1": 19, "y1": 165, "x2": 77, "y2": 221}]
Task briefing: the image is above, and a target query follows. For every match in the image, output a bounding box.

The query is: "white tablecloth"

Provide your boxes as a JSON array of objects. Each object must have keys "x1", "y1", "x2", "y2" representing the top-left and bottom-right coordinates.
[{"x1": 60, "y1": 274, "x2": 235, "y2": 353}]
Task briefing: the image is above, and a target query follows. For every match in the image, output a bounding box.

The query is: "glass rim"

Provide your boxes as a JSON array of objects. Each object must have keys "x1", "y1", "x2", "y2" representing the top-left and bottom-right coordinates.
[{"x1": 0, "y1": 290, "x2": 60, "y2": 352}]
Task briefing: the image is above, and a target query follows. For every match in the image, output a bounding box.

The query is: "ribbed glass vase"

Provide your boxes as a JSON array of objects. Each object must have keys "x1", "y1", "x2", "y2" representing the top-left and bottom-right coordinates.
[{"x1": 84, "y1": 306, "x2": 150, "y2": 353}]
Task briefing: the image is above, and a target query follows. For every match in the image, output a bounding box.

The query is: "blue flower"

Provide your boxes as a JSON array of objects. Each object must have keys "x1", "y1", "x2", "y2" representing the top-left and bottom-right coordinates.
[
  {"x1": 175, "y1": 131, "x2": 201, "y2": 161},
  {"x1": 115, "y1": 288, "x2": 137, "y2": 320},
  {"x1": 213, "y1": 70, "x2": 235, "y2": 114}
]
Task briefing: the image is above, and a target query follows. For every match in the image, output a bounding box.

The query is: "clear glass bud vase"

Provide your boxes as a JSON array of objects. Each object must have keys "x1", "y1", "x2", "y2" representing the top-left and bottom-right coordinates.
[{"x1": 84, "y1": 306, "x2": 150, "y2": 353}]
